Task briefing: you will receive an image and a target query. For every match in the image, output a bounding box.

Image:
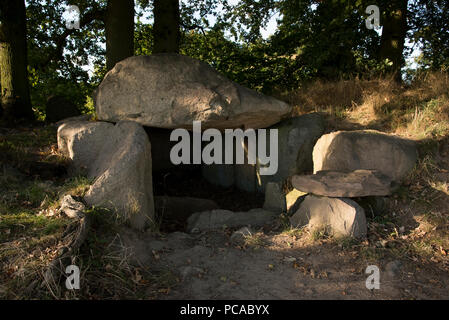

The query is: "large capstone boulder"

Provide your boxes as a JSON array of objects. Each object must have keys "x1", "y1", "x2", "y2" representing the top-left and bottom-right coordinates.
[
  {"x1": 292, "y1": 169, "x2": 396, "y2": 197},
  {"x1": 290, "y1": 195, "x2": 367, "y2": 238},
  {"x1": 95, "y1": 54, "x2": 291, "y2": 130},
  {"x1": 58, "y1": 120, "x2": 155, "y2": 230},
  {"x1": 313, "y1": 130, "x2": 418, "y2": 182}
]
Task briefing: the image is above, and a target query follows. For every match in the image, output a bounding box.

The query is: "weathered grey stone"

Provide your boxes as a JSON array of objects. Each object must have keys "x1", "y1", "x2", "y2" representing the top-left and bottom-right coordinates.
[
  {"x1": 286, "y1": 189, "x2": 306, "y2": 210},
  {"x1": 155, "y1": 196, "x2": 220, "y2": 221},
  {"x1": 201, "y1": 163, "x2": 235, "y2": 188},
  {"x1": 263, "y1": 182, "x2": 287, "y2": 212},
  {"x1": 95, "y1": 54, "x2": 291, "y2": 130},
  {"x1": 84, "y1": 121, "x2": 155, "y2": 230},
  {"x1": 292, "y1": 169, "x2": 396, "y2": 197},
  {"x1": 57, "y1": 121, "x2": 115, "y2": 173},
  {"x1": 186, "y1": 208, "x2": 278, "y2": 233},
  {"x1": 230, "y1": 227, "x2": 255, "y2": 243},
  {"x1": 235, "y1": 162, "x2": 257, "y2": 193},
  {"x1": 286, "y1": 189, "x2": 306, "y2": 215},
  {"x1": 256, "y1": 113, "x2": 325, "y2": 191},
  {"x1": 313, "y1": 130, "x2": 418, "y2": 182},
  {"x1": 201, "y1": 113, "x2": 325, "y2": 193},
  {"x1": 59, "y1": 195, "x2": 85, "y2": 219},
  {"x1": 56, "y1": 114, "x2": 93, "y2": 127},
  {"x1": 201, "y1": 139, "x2": 235, "y2": 188},
  {"x1": 290, "y1": 195, "x2": 367, "y2": 238},
  {"x1": 200, "y1": 135, "x2": 257, "y2": 192},
  {"x1": 58, "y1": 120, "x2": 155, "y2": 230}
]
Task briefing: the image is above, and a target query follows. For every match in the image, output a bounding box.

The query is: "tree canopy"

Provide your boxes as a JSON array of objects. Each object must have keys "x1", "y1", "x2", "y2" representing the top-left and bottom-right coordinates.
[{"x1": 0, "y1": 0, "x2": 447, "y2": 121}]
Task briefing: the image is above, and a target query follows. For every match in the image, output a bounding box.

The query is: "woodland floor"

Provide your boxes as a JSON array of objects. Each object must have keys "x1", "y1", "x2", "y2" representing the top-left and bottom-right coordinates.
[
  {"x1": 0, "y1": 122, "x2": 448, "y2": 300},
  {"x1": 2, "y1": 74, "x2": 449, "y2": 302}
]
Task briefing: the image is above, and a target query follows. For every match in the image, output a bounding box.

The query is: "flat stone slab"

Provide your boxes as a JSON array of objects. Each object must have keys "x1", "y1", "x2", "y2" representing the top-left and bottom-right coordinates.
[
  {"x1": 292, "y1": 169, "x2": 396, "y2": 197},
  {"x1": 154, "y1": 196, "x2": 220, "y2": 221},
  {"x1": 186, "y1": 208, "x2": 278, "y2": 233}
]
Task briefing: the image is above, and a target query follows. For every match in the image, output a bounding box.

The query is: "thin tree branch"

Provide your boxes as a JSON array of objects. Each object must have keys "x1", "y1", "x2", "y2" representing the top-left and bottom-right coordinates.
[{"x1": 39, "y1": 8, "x2": 106, "y2": 69}]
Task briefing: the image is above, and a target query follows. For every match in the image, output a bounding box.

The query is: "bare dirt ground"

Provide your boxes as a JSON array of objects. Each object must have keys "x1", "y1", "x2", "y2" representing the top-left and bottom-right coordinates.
[{"x1": 117, "y1": 223, "x2": 449, "y2": 300}]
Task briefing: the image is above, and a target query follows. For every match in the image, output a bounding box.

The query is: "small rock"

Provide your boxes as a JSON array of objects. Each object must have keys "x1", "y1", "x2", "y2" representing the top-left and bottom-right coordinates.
[
  {"x1": 385, "y1": 260, "x2": 402, "y2": 278},
  {"x1": 186, "y1": 208, "x2": 278, "y2": 233},
  {"x1": 59, "y1": 195, "x2": 85, "y2": 219},
  {"x1": 230, "y1": 227, "x2": 254, "y2": 243},
  {"x1": 256, "y1": 113, "x2": 325, "y2": 190}
]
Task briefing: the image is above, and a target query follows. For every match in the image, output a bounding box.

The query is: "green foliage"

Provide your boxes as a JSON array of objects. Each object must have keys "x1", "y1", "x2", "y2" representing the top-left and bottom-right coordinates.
[
  {"x1": 18, "y1": 0, "x2": 449, "y2": 117},
  {"x1": 271, "y1": 0, "x2": 382, "y2": 81},
  {"x1": 26, "y1": 0, "x2": 106, "y2": 119},
  {"x1": 409, "y1": 0, "x2": 449, "y2": 71},
  {"x1": 0, "y1": 212, "x2": 69, "y2": 242}
]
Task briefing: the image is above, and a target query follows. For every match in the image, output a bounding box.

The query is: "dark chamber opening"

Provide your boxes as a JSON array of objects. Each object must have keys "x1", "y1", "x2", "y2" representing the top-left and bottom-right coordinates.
[{"x1": 147, "y1": 126, "x2": 264, "y2": 233}]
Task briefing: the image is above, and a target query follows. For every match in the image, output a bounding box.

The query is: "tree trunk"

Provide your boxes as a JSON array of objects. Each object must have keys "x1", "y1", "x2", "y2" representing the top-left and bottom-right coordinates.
[
  {"x1": 0, "y1": 0, "x2": 33, "y2": 120},
  {"x1": 105, "y1": 0, "x2": 134, "y2": 71},
  {"x1": 153, "y1": 0, "x2": 180, "y2": 53},
  {"x1": 380, "y1": 0, "x2": 408, "y2": 81}
]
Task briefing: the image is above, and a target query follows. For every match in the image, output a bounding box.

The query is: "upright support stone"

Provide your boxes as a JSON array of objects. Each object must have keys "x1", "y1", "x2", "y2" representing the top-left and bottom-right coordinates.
[
  {"x1": 263, "y1": 182, "x2": 287, "y2": 213},
  {"x1": 290, "y1": 195, "x2": 367, "y2": 238},
  {"x1": 256, "y1": 113, "x2": 325, "y2": 192},
  {"x1": 58, "y1": 120, "x2": 155, "y2": 230}
]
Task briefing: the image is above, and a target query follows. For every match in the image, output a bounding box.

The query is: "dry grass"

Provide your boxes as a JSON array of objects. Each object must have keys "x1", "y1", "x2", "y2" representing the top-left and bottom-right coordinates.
[{"x1": 286, "y1": 72, "x2": 449, "y2": 140}]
